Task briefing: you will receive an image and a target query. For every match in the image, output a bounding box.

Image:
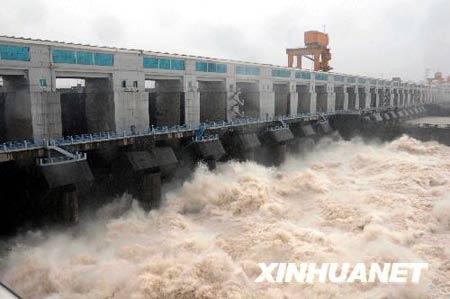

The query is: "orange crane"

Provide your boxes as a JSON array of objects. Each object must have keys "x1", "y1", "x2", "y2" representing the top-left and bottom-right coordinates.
[{"x1": 286, "y1": 31, "x2": 332, "y2": 72}]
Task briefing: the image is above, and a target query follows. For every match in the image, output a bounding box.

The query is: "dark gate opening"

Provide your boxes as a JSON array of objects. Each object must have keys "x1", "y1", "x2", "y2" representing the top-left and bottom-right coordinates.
[
  {"x1": 315, "y1": 85, "x2": 327, "y2": 113},
  {"x1": 347, "y1": 87, "x2": 357, "y2": 110},
  {"x1": 358, "y1": 88, "x2": 366, "y2": 109},
  {"x1": 237, "y1": 82, "x2": 260, "y2": 118},
  {"x1": 274, "y1": 83, "x2": 289, "y2": 116},
  {"x1": 297, "y1": 85, "x2": 311, "y2": 114},
  {"x1": 199, "y1": 81, "x2": 226, "y2": 123},
  {"x1": 57, "y1": 78, "x2": 88, "y2": 136},
  {"x1": 146, "y1": 79, "x2": 182, "y2": 127},
  {"x1": 0, "y1": 92, "x2": 6, "y2": 141},
  {"x1": 335, "y1": 86, "x2": 345, "y2": 111},
  {"x1": 370, "y1": 88, "x2": 377, "y2": 107}
]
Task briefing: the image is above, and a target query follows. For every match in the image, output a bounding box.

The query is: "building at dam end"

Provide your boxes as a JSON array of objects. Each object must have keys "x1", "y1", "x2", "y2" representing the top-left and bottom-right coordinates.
[{"x1": 0, "y1": 35, "x2": 449, "y2": 142}]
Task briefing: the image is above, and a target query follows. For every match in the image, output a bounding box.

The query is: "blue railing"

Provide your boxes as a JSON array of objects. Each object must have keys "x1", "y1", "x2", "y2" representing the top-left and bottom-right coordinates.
[
  {"x1": 0, "y1": 106, "x2": 422, "y2": 156},
  {"x1": 9, "y1": 105, "x2": 426, "y2": 156},
  {"x1": 38, "y1": 152, "x2": 87, "y2": 166},
  {"x1": 193, "y1": 134, "x2": 219, "y2": 142},
  {"x1": 0, "y1": 113, "x2": 328, "y2": 154}
]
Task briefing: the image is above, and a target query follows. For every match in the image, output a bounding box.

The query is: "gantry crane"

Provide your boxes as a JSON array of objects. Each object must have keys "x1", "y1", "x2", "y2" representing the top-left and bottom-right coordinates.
[{"x1": 286, "y1": 31, "x2": 332, "y2": 72}]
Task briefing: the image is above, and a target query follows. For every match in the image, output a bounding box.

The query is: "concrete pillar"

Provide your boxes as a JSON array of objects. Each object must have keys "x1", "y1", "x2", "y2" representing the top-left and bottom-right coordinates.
[
  {"x1": 60, "y1": 187, "x2": 79, "y2": 224},
  {"x1": 112, "y1": 72, "x2": 149, "y2": 133},
  {"x1": 30, "y1": 68, "x2": 62, "y2": 140},
  {"x1": 289, "y1": 82, "x2": 298, "y2": 116},
  {"x1": 3, "y1": 69, "x2": 62, "y2": 140},
  {"x1": 417, "y1": 89, "x2": 423, "y2": 104},
  {"x1": 112, "y1": 152, "x2": 161, "y2": 211},
  {"x1": 259, "y1": 128, "x2": 293, "y2": 166},
  {"x1": 375, "y1": 88, "x2": 380, "y2": 107},
  {"x1": 310, "y1": 89, "x2": 317, "y2": 114},
  {"x1": 388, "y1": 89, "x2": 395, "y2": 107},
  {"x1": 415, "y1": 90, "x2": 420, "y2": 104},
  {"x1": 326, "y1": 84, "x2": 336, "y2": 112},
  {"x1": 183, "y1": 75, "x2": 200, "y2": 126},
  {"x1": 31, "y1": 91, "x2": 62, "y2": 139},
  {"x1": 226, "y1": 78, "x2": 237, "y2": 121},
  {"x1": 403, "y1": 90, "x2": 408, "y2": 106}
]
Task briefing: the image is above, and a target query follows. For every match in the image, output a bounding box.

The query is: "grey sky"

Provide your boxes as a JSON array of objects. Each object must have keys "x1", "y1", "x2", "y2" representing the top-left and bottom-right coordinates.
[{"x1": 1, "y1": 0, "x2": 449, "y2": 82}]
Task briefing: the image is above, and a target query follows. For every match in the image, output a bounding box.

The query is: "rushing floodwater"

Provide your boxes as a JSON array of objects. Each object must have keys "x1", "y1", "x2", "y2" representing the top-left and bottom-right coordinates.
[
  {"x1": 407, "y1": 116, "x2": 450, "y2": 125},
  {"x1": 0, "y1": 136, "x2": 449, "y2": 299}
]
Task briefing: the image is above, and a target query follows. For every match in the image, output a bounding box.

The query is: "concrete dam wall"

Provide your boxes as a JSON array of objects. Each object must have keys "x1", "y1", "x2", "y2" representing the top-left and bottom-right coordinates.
[{"x1": 0, "y1": 36, "x2": 450, "y2": 233}]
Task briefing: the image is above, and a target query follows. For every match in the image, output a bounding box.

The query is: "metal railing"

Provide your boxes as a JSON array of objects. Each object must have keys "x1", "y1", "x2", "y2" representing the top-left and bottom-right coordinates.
[
  {"x1": 193, "y1": 134, "x2": 220, "y2": 142},
  {"x1": 1, "y1": 107, "x2": 419, "y2": 155},
  {"x1": 38, "y1": 152, "x2": 87, "y2": 166}
]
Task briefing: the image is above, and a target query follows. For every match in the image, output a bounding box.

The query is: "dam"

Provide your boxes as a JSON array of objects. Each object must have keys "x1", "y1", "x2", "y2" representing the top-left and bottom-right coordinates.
[{"x1": 0, "y1": 35, "x2": 450, "y2": 231}]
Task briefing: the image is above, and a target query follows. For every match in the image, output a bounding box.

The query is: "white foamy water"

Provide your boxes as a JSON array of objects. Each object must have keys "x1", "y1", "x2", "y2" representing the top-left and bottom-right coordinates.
[{"x1": 1, "y1": 136, "x2": 449, "y2": 299}]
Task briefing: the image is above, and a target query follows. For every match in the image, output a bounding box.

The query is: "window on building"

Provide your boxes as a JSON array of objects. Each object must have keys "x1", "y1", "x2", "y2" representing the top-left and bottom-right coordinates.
[
  {"x1": 39, "y1": 79, "x2": 47, "y2": 87},
  {"x1": 145, "y1": 80, "x2": 156, "y2": 89}
]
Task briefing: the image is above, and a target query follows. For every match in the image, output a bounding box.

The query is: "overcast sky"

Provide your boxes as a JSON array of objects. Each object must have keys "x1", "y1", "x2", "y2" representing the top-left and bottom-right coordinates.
[{"x1": 1, "y1": 0, "x2": 449, "y2": 82}]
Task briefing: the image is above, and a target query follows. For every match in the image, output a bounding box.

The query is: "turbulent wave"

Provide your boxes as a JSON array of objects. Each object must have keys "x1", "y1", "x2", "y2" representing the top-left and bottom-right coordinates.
[{"x1": 1, "y1": 136, "x2": 449, "y2": 299}]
